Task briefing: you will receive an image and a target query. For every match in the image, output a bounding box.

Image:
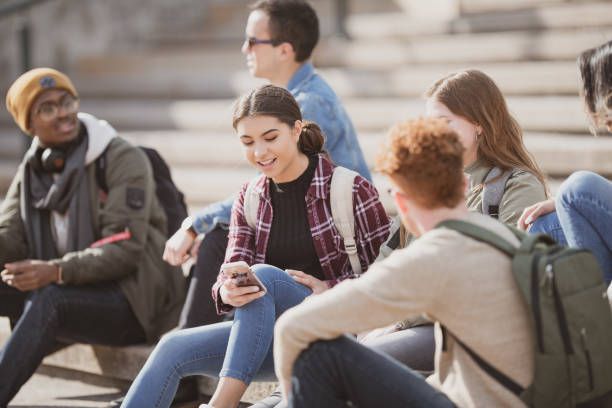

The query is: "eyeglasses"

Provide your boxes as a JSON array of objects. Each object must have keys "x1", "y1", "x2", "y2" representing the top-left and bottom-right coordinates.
[
  {"x1": 244, "y1": 36, "x2": 279, "y2": 50},
  {"x1": 35, "y1": 94, "x2": 79, "y2": 122}
]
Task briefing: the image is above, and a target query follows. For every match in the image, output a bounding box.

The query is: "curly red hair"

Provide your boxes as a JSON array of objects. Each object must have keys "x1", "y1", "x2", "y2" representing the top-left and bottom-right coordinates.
[{"x1": 376, "y1": 118, "x2": 465, "y2": 208}]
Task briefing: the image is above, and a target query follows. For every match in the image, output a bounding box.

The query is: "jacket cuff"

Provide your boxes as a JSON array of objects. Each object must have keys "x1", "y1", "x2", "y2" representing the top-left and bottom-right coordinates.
[
  {"x1": 51, "y1": 259, "x2": 77, "y2": 284},
  {"x1": 212, "y1": 284, "x2": 233, "y2": 315}
]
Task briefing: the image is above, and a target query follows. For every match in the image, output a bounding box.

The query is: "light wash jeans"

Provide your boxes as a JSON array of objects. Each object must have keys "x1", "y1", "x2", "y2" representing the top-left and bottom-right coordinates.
[
  {"x1": 121, "y1": 264, "x2": 312, "y2": 408},
  {"x1": 530, "y1": 171, "x2": 612, "y2": 283}
]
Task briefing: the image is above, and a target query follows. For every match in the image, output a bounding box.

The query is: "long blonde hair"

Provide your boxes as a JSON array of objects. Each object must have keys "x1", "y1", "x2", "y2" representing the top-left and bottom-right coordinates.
[{"x1": 425, "y1": 70, "x2": 547, "y2": 189}]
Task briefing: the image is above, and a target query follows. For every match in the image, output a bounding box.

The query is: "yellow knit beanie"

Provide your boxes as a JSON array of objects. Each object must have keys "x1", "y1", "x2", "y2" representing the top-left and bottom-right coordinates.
[{"x1": 6, "y1": 67, "x2": 78, "y2": 135}]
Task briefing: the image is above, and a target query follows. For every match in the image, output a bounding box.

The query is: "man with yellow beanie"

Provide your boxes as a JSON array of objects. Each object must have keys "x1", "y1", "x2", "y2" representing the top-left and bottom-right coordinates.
[{"x1": 0, "y1": 68, "x2": 186, "y2": 405}]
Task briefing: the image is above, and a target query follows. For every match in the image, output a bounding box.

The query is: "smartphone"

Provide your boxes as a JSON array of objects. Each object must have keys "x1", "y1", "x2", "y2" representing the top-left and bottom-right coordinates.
[{"x1": 220, "y1": 261, "x2": 267, "y2": 294}]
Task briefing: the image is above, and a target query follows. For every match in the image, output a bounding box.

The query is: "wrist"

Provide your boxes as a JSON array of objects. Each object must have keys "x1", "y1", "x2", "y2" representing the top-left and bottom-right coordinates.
[{"x1": 181, "y1": 217, "x2": 198, "y2": 239}]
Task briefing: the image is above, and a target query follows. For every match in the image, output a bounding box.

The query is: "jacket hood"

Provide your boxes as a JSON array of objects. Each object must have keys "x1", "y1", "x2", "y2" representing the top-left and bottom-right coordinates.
[{"x1": 79, "y1": 112, "x2": 117, "y2": 165}]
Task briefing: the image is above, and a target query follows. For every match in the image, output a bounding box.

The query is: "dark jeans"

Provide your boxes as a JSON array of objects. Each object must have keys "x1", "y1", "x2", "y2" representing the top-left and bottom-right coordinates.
[
  {"x1": 361, "y1": 325, "x2": 435, "y2": 374},
  {"x1": 290, "y1": 336, "x2": 455, "y2": 408},
  {"x1": 179, "y1": 226, "x2": 229, "y2": 328},
  {"x1": 0, "y1": 280, "x2": 145, "y2": 406}
]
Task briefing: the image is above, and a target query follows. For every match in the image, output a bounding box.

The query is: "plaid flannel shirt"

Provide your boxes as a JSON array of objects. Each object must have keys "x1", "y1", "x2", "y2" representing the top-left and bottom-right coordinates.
[{"x1": 212, "y1": 154, "x2": 390, "y2": 314}]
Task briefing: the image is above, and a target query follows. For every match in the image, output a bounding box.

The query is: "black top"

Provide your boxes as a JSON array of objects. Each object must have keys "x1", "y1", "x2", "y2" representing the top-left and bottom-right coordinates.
[{"x1": 266, "y1": 155, "x2": 324, "y2": 280}]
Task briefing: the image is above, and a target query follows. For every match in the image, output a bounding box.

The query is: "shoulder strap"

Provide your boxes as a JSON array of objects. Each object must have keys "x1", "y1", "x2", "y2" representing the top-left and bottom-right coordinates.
[
  {"x1": 441, "y1": 326, "x2": 525, "y2": 397},
  {"x1": 482, "y1": 167, "x2": 515, "y2": 218},
  {"x1": 243, "y1": 177, "x2": 261, "y2": 230},
  {"x1": 330, "y1": 167, "x2": 362, "y2": 275},
  {"x1": 437, "y1": 219, "x2": 517, "y2": 257}
]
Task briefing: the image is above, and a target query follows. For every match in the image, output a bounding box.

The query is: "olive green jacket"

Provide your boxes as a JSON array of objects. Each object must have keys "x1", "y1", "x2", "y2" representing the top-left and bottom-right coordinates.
[
  {"x1": 0, "y1": 129, "x2": 186, "y2": 342},
  {"x1": 378, "y1": 160, "x2": 547, "y2": 260}
]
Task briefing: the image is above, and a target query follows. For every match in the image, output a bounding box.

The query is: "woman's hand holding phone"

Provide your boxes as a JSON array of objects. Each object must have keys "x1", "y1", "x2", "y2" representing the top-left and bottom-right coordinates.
[
  {"x1": 219, "y1": 279, "x2": 265, "y2": 307},
  {"x1": 219, "y1": 261, "x2": 266, "y2": 307}
]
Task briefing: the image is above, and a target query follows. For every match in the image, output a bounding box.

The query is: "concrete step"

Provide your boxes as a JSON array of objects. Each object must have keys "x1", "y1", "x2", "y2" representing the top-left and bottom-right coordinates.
[
  {"x1": 459, "y1": 0, "x2": 574, "y2": 14},
  {"x1": 317, "y1": 61, "x2": 581, "y2": 98},
  {"x1": 55, "y1": 95, "x2": 590, "y2": 134},
  {"x1": 0, "y1": 318, "x2": 277, "y2": 404},
  {"x1": 70, "y1": 59, "x2": 581, "y2": 100},
  {"x1": 0, "y1": 129, "x2": 608, "y2": 208},
  {"x1": 318, "y1": 27, "x2": 612, "y2": 68},
  {"x1": 347, "y1": 1, "x2": 612, "y2": 39}
]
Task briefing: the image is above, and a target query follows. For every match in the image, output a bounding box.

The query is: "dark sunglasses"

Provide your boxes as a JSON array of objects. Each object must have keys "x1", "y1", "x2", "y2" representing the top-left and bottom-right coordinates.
[{"x1": 245, "y1": 37, "x2": 279, "y2": 49}]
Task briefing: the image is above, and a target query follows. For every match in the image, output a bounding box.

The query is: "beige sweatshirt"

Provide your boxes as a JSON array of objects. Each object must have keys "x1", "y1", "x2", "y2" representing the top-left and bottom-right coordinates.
[{"x1": 274, "y1": 212, "x2": 534, "y2": 408}]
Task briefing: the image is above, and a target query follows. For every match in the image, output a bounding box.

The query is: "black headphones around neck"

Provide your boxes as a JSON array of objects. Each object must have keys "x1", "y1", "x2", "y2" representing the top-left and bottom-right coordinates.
[
  {"x1": 28, "y1": 147, "x2": 67, "y2": 173},
  {"x1": 27, "y1": 122, "x2": 85, "y2": 174}
]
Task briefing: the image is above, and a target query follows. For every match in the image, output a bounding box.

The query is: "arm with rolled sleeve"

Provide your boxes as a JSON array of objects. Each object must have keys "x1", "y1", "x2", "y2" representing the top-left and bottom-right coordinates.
[
  {"x1": 52, "y1": 142, "x2": 156, "y2": 284},
  {"x1": 499, "y1": 170, "x2": 547, "y2": 226},
  {"x1": 190, "y1": 195, "x2": 234, "y2": 235}
]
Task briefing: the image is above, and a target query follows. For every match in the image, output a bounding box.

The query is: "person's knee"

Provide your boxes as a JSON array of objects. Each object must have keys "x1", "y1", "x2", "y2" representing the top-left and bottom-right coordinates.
[
  {"x1": 557, "y1": 171, "x2": 600, "y2": 205},
  {"x1": 294, "y1": 338, "x2": 347, "y2": 376},
  {"x1": 154, "y1": 330, "x2": 186, "y2": 359},
  {"x1": 251, "y1": 264, "x2": 285, "y2": 287},
  {"x1": 28, "y1": 285, "x2": 62, "y2": 311}
]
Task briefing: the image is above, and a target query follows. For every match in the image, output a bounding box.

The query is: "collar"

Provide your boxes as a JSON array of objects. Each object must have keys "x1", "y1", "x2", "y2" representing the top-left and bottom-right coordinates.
[
  {"x1": 252, "y1": 154, "x2": 334, "y2": 202},
  {"x1": 78, "y1": 112, "x2": 117, "y2": 165},
  {"x1": 464, "y1": 158, "x2": 491, "y2": 190},
  {"x1": 287, "y1": 62, "x2": 315, "y2": 93}
]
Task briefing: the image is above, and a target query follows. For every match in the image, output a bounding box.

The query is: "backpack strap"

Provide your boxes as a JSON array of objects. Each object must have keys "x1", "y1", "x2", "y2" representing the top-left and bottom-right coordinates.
[
  {"x1": 437, "y1": 219, "x2": 516, "y2": 257},
  {"x1": 482, "y1": 167, "x2": 515, "y2": 218},
  {"x1": 440, "y1": 325, "x2": 525, "y2": 397},
  {"x1": 330, "y1": 167, "x2": 362, "y2": 275},
  {"x1": 243, "y1": 177, "x2": 261, "y2": 230}
]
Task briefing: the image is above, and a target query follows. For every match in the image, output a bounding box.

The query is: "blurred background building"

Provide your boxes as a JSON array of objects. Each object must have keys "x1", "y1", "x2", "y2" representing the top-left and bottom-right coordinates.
[{"x1": 1, "y1": 0, "x2": 611, "y2": 213}]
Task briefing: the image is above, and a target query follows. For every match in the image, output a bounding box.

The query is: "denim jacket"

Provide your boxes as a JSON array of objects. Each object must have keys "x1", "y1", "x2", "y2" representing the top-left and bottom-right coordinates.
[{"x1": 191, "y1": 62, "x2": 371, "y2": 235}]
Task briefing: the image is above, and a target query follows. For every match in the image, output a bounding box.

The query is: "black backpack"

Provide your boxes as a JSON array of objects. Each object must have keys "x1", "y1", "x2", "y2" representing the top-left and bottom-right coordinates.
[{"x1": 95, "y1": 146, "x2": 188, "y2": 237}]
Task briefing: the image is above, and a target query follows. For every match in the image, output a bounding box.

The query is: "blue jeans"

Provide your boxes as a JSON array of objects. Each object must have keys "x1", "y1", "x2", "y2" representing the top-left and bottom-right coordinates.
[
  {"x1": 0, "y1": 281, "x2": 145, "y2": 406},
  {"x1": 531, "y1": 171, "x2": 612, "y2": 283},
  {"x1": 122, "y1": 264, "x2": 312, "y2": 408},
  {"x1": 290, "y1": 336, "x2": 455, "y2": 408}
]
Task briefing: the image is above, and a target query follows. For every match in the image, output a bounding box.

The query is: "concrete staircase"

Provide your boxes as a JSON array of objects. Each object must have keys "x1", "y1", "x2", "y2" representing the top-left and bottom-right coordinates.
[{"x1": 1, "y1": 0, "x2": 611, "y2": 398}]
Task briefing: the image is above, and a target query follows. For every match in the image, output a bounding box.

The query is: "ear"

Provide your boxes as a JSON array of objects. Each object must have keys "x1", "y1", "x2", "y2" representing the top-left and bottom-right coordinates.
[
  {"x1": 293, "y1": 119, "x2": 303, "y2": 143},
  {"x1": 393, "y1": 189, "x2": 410, "y2": 217},
  {"x1": 475, "y1": 124, "x2": 483, "y2": 136},
  {"x1": 277, "y1": 42, "x2": 296, "y2": 62}
]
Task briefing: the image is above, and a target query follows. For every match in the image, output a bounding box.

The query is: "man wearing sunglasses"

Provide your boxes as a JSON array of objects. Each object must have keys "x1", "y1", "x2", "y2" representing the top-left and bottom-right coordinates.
[
  {"x1": 165, "y1": 0, "x2": 370, "y2": 333},
  {"x1": 159, "y1": 1, "x2": 372, "y2": 405},
  {"x1": 0, "y1": 68, "x2": 186, "y2": 405}
]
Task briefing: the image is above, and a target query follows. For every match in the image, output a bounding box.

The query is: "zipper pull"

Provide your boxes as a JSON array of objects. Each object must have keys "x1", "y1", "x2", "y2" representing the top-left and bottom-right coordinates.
[
  {"x1": 540, "y1": 264, "x2": 554, "y2": 296},
  {"x1": 580, "y1": 327, "x2": 588, "y2": 348}
]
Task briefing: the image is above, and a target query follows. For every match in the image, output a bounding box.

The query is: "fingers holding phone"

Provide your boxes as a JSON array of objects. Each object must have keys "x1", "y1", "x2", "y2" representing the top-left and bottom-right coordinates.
[{"x1": 220, "y1": 261, "x2": 266, "y2": 307}]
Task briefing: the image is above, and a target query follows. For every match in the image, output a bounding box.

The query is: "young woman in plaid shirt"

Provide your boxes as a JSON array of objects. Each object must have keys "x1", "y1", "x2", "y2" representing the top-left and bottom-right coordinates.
[{"x1": 122, "y1": 85, "x2": 390, "y2": 408}]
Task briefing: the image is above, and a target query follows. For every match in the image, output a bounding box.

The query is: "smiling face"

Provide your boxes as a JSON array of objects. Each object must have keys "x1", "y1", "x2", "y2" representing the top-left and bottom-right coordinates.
[
  {"x1": 236, "y1": 114, "x2": 307, "y2": 183},
  {"x1": 28, "y1": 88, "x2": 80, "y2": 147},
  {"x1": 241, "y1": 10, "x2": 281, "y2": 80},
  {"x1": 426, "y1": 98, "x2": 480, "y2": 167}
]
